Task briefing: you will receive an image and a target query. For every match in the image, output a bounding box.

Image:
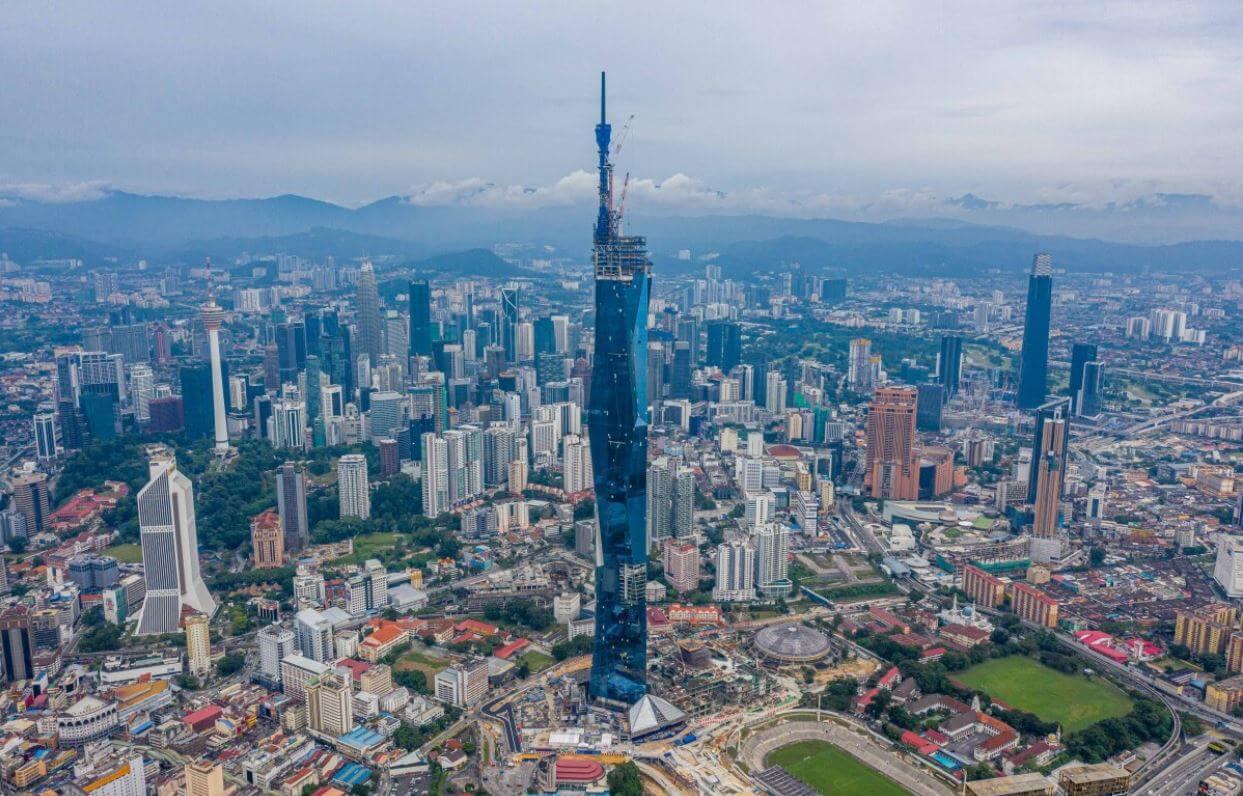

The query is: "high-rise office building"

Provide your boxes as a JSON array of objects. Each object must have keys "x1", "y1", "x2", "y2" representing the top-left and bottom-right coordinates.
[
  {"x1": 275, "y1": 321, "x2": 307, "y2": 384},
  {"x1": 938, "y1": 334, "x2": 963, "y2": 397},
  {"x1": 135, "y1": 448, "x2": 216, "y2": 635},
  {"x1": 587, "y1": 74, "x2": 650, "y2": 706},
  {"x1": 501, "y1": 288, "x2": 521, "y2": 362},
  {"x1": 368, "y1": 390, "x2": 405, "y2": 441},
  {"x1": 670, "y1": 340, "x2": 693, "y2": 399},
  {"x1": 915, "y1": 382, "x2": 945, "y2": 432},
  {"x1": 33, "y1": 411, "x2": 58, "y2": 461},
  {"x1": 0, "y1": 606, "x2": 33, "y2": 683},
  {"x1": 705, "y1": 320, "x2": 741, "y2": 372},
  {"x1": 409, "y1": 279, "x2": 433, "y2": 357},
  {"x1": 1032, "y1": 417, "x2": 1067, "y2": 540},
  {"x1": 864, "y1": 386, "x2": 920, "y2": 500},
  {"x1": 356, "y1": 262, "x2": 384, "y2": 365},
  {"x1": 276, "y1": 462, "x2": 309, "y2": 552},
  {"x1": 180, "y1": 361, "x2": 230, "y2": 441},
  {"x1": 1017, "y1": 253, "x2": 1053, "y2": 409},
  {"x1": 1068, "y1": 342, "x2": 1103, "y2": 417},
  {"x1": 8, "y1": 473, "x2": 50, "y2": 537},
  {"x1": 1077, "y1": 362, "x2": 1104, "y2": 418},
  {"x1": 364, "y1": 558, "x2": 388, "y2": 611},
  {"x1": 130, "y1": 364, "x2": 154, "y2": 423},
  {"x1": 848, "y1": 338, "x2": 873, "y2": 392},
  {"x1": 184, "y1": 612, "x2": 212, "y2": 678},
  {"x1": 338, "y1": 454, "x2": 370, "y2": 520},
  {"x1": 646, "y1": 341, "x2": 665, "y2": 405},
  {"x1": 1027, "y1": 397, "x2": 1071, "y2": 500}
]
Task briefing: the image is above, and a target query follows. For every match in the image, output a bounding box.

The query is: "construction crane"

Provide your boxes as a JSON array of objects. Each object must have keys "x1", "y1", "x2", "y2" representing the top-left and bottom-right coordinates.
[
  {"x1": 616, "y1": 171, "x2": 631, "y2": 229},
  {"x1": 613, "y1": 113, "x2": 635, "y2": 158}
]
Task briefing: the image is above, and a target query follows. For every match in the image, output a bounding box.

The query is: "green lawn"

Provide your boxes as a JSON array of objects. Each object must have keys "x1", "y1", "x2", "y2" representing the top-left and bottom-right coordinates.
[
  {"x1": 332, "y1": 532, "x2": 401, "y2": 564},
  {"x1": 765, "y1": 740, "x2": 908, "y2": 796},
  {"x1": 106, "y1": 543, "x2": 144, "y2": 564},
  {"x1": 956, "y1": 656, "x2": 1133, "y2": 733},
  {"x1": 521, "y1": 651, "x2": 555, "y2": 674},
  {"x1": 395, "y1": 648, "x2": 449, "y2": 677}
]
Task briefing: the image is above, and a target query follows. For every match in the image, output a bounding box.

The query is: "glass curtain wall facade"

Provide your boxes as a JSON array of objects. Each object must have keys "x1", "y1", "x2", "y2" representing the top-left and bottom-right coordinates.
[{"x1": 587, "y1": 73, "x2": 651, "y2": 705}]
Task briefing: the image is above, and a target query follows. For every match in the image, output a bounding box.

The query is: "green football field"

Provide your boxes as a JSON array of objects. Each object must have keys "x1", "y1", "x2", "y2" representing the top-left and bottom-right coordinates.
[
  {"x1": 956, "y1": 655, "x2": 1133, "y2": 732},
  {"x1": 765, "y1": 740, "x2": 909, "y2": 796}
]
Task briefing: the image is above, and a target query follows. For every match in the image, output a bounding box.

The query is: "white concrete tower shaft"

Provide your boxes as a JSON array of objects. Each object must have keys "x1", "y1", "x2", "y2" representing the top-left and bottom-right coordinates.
[{"x1": 200, "y1": 298, "x2": 230, "y2": 453}]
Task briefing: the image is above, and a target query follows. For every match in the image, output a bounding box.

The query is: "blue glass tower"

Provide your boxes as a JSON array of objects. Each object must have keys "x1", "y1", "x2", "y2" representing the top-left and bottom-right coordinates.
[
  {"x1": 588, "y1": 72, "x2": 651, "y2": 706},
  {"x1": 1017, "y1": 252, "x2": 1053, "y2": 409}
]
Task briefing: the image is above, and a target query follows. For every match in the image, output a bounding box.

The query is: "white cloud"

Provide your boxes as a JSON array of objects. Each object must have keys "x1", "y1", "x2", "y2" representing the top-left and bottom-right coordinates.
[{"x1": 0, "y1": 181, "x2": 111, "y2": 203}]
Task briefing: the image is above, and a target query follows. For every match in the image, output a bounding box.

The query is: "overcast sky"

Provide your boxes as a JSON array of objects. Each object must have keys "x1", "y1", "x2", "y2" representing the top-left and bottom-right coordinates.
[{"x1": 3, "y1": 1, "x2": 1243, "y2": 218}]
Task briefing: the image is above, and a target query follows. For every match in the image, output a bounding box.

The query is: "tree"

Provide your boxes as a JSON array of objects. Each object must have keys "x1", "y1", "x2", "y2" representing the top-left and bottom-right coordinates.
[
  {"x1": 394, "y1": 668, "x2": 429, "y2": 694},
  {"x1": 7, "y1": 536, "x2": 27, "y2": 555},
  {"x1": 606, "y1": 762, "x2": 644, "y2": 796},
  {"x1": 217, "y1": 652, "x2": 246, "y2": 677},
  {"x1": 1089, "y1": 546, "x2": 1106, "y2": 567},
  {"x1": 552, "y1": 635, "x2": 593, "y2": 661}
]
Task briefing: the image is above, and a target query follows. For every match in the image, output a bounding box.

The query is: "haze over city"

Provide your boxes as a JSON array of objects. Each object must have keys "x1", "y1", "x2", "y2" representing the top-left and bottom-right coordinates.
[{"x1": 4, "y1": 3, "x2": 1243, "y2": 242}]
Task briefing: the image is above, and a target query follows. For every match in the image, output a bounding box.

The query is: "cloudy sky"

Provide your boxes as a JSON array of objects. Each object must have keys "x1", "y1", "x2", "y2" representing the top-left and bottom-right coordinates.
[{"x1": 3, "y1": 1, "x2": 1243, "y2": 227}]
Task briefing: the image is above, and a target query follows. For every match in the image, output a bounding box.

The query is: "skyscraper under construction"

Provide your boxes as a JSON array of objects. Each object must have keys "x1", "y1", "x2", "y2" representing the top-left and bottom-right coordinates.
[{"x1": 587, "y1": 73, "x2": 651, "y2": 706}]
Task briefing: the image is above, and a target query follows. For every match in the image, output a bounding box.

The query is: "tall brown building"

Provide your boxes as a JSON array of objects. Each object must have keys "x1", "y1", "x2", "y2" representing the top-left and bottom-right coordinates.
[
  {"x1": 1032, "y1": 418, "x2": 1067, "y2": 539},
  {"x1": 250, "y1": 509, "x2": 284, "y2": 569},
  {"x1": 864, "y1": 386, "x2": 920, "y2": 500},
  {"x1": 9, "y1": 473, "x2": 50, "y2": 537}
]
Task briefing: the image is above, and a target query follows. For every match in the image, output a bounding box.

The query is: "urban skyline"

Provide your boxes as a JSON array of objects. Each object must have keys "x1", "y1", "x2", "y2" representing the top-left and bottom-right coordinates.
[{"x1": 2, "y1": 10, "x2": 1243, "y2": 796}]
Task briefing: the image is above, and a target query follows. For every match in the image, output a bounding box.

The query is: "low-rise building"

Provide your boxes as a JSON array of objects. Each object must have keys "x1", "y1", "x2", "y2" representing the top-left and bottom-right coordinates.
[{"x1": 1059, "y1": 764, "x2": 1131, "y2": 796}]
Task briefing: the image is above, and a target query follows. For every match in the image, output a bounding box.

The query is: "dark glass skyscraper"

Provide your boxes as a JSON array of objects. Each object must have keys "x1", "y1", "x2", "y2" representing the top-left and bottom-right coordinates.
[
  {"x1": 1016, "y1": 253, "x2": 1053, "y2": 409},
  {"x1": 588, "y1": 73, "x2": 650, "y2": 706},
  {"x1": 1067, "y1": 342, "x2": 1098, "y2": 415},
  {"x1": 181, "y1": 360, "x2": 229, "y2": 439},
  {"x1": 500, "y1": 288, "x2": 520, "y2": 362},
  {"x1": 706, "y1": 320, "x2": 741, "y2": 372},
  {"x1": 938, "y1": 334, "x2": 963, "y2": 397},
  {"x1": 409, "y1": 279, "x2": 433, "y2": 357}
]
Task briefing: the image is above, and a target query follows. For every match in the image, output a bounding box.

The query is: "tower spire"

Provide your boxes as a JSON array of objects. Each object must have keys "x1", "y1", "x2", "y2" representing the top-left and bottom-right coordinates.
[{"x1": 594, "y1": 71, "x2": 613, "y2": 243}]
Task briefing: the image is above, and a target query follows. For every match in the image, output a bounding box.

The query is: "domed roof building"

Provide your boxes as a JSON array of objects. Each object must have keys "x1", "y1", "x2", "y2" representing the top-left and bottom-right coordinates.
[{"x1": 754, "y1": 623, "x2": 833, "y2": 665}]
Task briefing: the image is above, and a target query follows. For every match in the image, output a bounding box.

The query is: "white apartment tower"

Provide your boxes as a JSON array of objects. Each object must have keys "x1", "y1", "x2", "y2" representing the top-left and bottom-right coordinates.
[
  {"x1": 562, "y1": 434, "x2": 593, "y2": 493},
  {"x1": 337, "y1": 454, "x2": 370, "y2": 519},
  {"x1": 755, "y1": 523, "x2": 792, "y2": 599},
  {"x1": 421, "y1": 433, "x2": 450, "y2": 517},
  {"x1": 257, "y1": 624, "x2": 296, "y2": 684},
  {"x1": 712, "y1": 540, "x2": 756, "y2": 602}
]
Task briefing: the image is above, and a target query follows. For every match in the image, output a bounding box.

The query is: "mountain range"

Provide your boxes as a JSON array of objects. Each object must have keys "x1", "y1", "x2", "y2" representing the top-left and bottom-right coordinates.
[{"x1": 2, "y1": 190, "x2": 1242, "y2": 278}]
